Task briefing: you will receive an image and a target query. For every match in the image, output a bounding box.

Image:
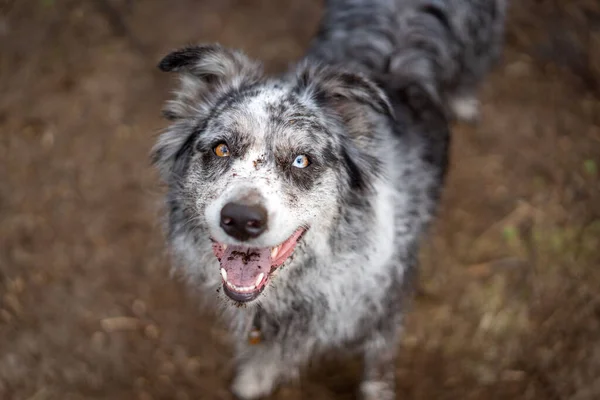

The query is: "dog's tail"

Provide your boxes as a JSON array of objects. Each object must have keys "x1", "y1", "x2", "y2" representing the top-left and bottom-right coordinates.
[{"x1": 308, "y1": 0, "x2": 507, "y2": 121}]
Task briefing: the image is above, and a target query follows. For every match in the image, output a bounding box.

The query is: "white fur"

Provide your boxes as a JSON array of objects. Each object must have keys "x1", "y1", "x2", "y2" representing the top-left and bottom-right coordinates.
[{"x1": 449, "y1": 93, "x2": 480, "y2": 122}]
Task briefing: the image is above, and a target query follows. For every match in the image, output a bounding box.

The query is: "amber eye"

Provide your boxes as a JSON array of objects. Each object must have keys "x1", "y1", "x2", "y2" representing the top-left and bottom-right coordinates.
[
  {"x1": 213, "y1": 143, "x2": 230, "y2": 157},
  {"x1": 292, "y1": 154, "x2": 310, "y2": 169}
]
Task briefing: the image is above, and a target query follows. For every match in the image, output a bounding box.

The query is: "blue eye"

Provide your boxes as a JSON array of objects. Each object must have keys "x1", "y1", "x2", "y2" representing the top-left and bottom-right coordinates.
[{"x1": 292, "y1": 154, "x2": 310, "y2": 169}]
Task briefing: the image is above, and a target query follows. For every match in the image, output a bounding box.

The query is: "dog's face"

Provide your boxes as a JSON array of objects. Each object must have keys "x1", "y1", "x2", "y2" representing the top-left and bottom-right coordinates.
[
  {"x1": 179, "y1": 86, "x2": 341, "y2": 303},
  {"x1": 153, "y1": 45, "x2": 393, "y2": 303}
]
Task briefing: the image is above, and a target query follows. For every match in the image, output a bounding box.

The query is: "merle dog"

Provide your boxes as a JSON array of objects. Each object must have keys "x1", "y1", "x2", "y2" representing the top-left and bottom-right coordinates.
[{"x1": 152, "y1": 0, "x2": 506, "y2": 398}]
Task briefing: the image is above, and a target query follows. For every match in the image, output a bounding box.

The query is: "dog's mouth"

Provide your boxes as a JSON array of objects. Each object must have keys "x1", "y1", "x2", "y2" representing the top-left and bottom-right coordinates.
[{"x1": 211, "y1": 227, "x2": 307, "y2": 303}]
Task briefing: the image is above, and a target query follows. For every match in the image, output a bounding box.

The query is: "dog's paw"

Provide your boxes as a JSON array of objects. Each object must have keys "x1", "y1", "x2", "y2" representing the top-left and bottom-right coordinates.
[
  {"x1": 231, "y1": 364, "x2": 279, "y2": 400},
  {"x1": 359, "y1": 380, "x2": 396, "y2": 400},
  {"x1": 449, "y1": 94, "x2": 480, "y2": 123}
]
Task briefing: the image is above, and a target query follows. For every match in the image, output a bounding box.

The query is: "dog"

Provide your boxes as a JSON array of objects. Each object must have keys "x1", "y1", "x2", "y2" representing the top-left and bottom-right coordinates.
[{"x1": 151, "y1": 0, "x2": 506, "y2": 399}]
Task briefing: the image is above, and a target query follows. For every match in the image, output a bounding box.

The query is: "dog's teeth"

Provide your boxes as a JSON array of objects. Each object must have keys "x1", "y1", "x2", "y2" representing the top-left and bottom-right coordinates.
[
  {"x1": 220, "y1": 268, "x2": 228, "y2": 281},
  {"x1": 255, "y1": 273, "x2": 264, "y2": 287},
  {"x1": 271, "y1": 246, "x2": 279, "y2": 259},
  {"x1": 224, "y1": 279, "x2": 258, "y2": 292},
  {"x1": 222, "y1": 244, "x2": 228, "y2": 250}
]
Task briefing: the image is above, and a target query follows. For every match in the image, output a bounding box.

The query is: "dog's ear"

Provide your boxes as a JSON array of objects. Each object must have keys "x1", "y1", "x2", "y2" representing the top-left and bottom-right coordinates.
[
  {"x1": 152, "y1": 45, "x2": 262, "y2": 181},
  {"x1": 293, "y1": 62, "x2": 394, "y2": 122},
  {"x1": 157, "y1": 44, "x2": 263, "y2": 120},
  {"x1": 292, "y1": 63, "x2": 394, "y2": 192}
]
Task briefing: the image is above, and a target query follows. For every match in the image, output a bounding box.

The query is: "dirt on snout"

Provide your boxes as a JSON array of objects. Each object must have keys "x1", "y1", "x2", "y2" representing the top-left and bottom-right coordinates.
[{"x1": 1, "y1": 0, "x2": 599, "y2": 399}]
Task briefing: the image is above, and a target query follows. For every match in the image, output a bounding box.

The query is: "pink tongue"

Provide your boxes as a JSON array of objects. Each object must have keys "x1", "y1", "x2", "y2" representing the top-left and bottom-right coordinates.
[{"x1": 220, "y1": 246, "x2": 272, "y2": 287}]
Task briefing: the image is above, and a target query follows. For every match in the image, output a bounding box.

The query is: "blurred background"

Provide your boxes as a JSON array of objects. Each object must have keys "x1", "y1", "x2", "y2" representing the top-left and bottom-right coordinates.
[{"x1": 1, "y1": 0, "x2": 599, "y2": 399}]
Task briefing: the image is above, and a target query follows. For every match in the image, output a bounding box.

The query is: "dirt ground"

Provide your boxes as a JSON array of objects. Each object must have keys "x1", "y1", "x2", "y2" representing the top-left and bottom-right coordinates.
[{"x1": 1, "y1": 0, "x2": 599, "y2": 399}]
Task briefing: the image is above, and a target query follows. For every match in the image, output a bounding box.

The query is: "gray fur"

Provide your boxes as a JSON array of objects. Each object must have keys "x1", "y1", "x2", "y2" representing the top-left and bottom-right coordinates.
[
  {"x1": 152, "y1": 1, "x2": 506, "y2": 399},
  {"x1": 309, "y1": 0, "x2": 507, "y2": 121}
]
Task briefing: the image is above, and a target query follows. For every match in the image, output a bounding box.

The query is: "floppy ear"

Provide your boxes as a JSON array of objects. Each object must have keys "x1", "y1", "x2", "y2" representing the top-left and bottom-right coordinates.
[
  {"x1": 293, "y1": 62, "x2": 395, "y2": 122},
  {"x1": 152, "y1": 44, "x2": 262, "y2": 181},
  {"x1": 157, "y1": 44, "x2": 263, "y2": 120}
]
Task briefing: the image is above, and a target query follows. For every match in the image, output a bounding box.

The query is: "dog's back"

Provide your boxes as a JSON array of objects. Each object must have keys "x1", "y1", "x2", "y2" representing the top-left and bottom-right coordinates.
[{"x1": 309, "y1": 0, "x2": 507, "y2": 121}]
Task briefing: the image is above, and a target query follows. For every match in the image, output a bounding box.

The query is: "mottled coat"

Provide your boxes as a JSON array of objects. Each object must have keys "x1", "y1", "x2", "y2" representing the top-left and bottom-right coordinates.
[
  {"x1": 310, "y1": 0, "x2": 507, "y2": 121},
  {"x1": 152, "y1": 1, "x2": 507, "y2": 399}
]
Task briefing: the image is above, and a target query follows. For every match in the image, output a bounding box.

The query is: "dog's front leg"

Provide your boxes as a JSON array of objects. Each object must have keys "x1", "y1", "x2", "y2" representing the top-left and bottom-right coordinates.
[
  {"x1": 360, "y1": 329, "x2": 400, "y2": 400},
  {"x1": 231, "y1": 341, "x2": 294, "y2": 400}
]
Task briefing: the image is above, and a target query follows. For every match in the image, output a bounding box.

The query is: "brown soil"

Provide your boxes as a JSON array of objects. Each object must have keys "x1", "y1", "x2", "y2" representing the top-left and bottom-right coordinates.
[{"x1": 1, "y1": 1, "x2": 599, "y2": 399}]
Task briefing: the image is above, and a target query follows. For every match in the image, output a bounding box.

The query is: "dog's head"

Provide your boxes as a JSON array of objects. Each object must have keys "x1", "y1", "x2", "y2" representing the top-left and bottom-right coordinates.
[{"x1": 153, "y1": 45, "x2": 394, "y2": 303}]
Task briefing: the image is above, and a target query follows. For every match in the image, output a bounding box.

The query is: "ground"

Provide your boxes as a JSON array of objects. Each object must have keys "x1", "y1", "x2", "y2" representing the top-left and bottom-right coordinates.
[{"x1": 1, "y1": 0, "x2": 599, "y2": 399}]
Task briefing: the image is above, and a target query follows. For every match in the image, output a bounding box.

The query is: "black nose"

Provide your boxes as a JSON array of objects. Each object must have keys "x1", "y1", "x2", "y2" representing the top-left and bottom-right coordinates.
[{"x1": 220, "y1": 202, "x2": 268, "y2": 241}]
